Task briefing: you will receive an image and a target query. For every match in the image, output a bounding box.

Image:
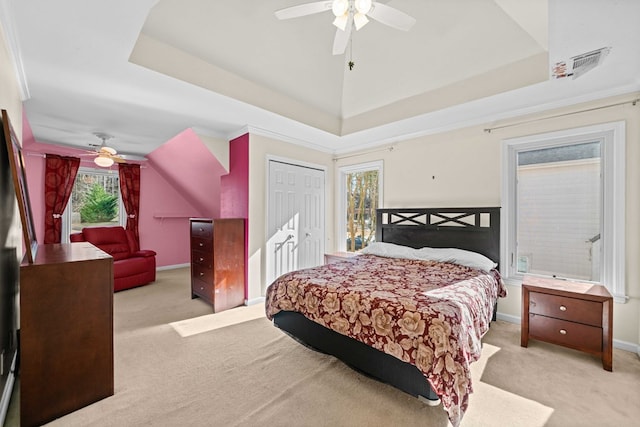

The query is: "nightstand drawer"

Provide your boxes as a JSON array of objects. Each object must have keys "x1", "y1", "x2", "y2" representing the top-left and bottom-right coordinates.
[
  {"x1": 529, "y1": 313, "x2": 602, "y2": 353},
  {"x1": 529, "y1": 291, "x2": 602, "y2": 327}
]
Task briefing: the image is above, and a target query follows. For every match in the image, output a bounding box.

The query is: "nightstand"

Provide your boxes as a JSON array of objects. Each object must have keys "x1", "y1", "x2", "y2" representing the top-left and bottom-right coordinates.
[
  {"x1": 324, "y1": 251, "x2": 359, "y2": 265},
  {"x1": 521, "y1": 275, "x2": 613, "y2": 371}
]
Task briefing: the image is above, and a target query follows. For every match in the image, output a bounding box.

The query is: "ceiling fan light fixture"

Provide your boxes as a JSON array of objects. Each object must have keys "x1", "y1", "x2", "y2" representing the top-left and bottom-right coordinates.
[
  {"x1": 333, "y1": 14, "x2": 349, "y2": 31},
  {"x1": 274, "y1": 0, "x2": 416, "y2": 55},
  {"x1": 102, "y1": 146, "x2": 117, "y2": 155},
  {"x1": 94, "y1": 155, "x2": 114, "y2": 168},
  {"x1": 331, "y1": 0, "x2": 349, "y2": 17},
  {"x1": 354, "y1": 0, "x2": 372, "y2": 14},
  {"x1": 353, "y1": 12, "x2": 369, "y2": 30}
]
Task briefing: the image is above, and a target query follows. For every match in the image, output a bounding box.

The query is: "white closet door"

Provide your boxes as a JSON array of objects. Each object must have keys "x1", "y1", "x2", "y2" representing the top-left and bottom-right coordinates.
[{"x1": 267, "y1": 160, "x2": 325, "y2": 286}]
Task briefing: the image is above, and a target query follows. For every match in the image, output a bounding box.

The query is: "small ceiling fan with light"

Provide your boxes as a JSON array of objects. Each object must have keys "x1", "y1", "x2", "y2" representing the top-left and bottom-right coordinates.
[
  {"x1": 84, "y1": 132, "x2": 126, "y2": 167},
  {"x1": 275, "y1": 0, "x2": 416, "y2": 55}
]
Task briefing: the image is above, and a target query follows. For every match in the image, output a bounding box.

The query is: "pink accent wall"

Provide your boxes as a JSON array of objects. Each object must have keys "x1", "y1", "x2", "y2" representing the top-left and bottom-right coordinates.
[
  {"x1": 146, "y1": 128, "x2": 226, "y2": 219},
  {"x1": 21, "y1": 113, "x2": 44, "y2": 244},
  {"x1": 22, "y1": 153, "x2": 45, "y2": 246},
  {"x1": 220, "y1": 134, "x2": 249, "y2": 218},
  {"x1": 139, "y1": 165, "x2": 196, "y2": 267},
  {"x1": 220, "y1": 134, "x2": 250, "y2": 298}
]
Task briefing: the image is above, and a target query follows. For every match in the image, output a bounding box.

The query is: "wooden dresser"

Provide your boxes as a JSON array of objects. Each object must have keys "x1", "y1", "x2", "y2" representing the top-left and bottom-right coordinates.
[
  {"x1": 521, "y1": 275, "x2": 613, "y2": 371},
  {"x1": 20, "y1": 242, "x2": 114, "y2": 427},
  {"x1": 190, "y1": 218, "x2": 245, "y2": 313}
]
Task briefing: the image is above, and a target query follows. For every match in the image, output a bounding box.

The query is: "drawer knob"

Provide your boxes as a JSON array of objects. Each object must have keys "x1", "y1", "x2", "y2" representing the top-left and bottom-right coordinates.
[
  {"x1": 559, "y1": 329, "x2": 567, "y2": 335},
  {"x1": 199, "y1": 228, "x2": 204, "y2": 232},
  {"x1": 199, "y1": 242, "x2": 204, "y2": 247},
  {"x1": 559, "y1": 305, "x2": 567, "y2": 311},
  {"x1": 199, "y1": 272, "x2": 204, "y2": 277},
  {"x1": 199, "y1": 257, "x2": 204, "y2": 262}
]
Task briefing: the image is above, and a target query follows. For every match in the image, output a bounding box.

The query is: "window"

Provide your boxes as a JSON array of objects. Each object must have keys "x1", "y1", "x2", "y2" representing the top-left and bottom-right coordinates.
[
  {"x1": 338, "y1": 161, "x2": 383, "y2": 252},
  {"x1": 62, "y1": 168, "x2": 125, "y2": 242},
  {"x1": 502, "y1": 122, "x2": 626, "y2": 302}
]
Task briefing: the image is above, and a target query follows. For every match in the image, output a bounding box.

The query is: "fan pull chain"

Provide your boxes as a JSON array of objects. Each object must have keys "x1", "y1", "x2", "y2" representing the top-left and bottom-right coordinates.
[{"x1": 348, "y1": 35, "x2": 355, "y2": 70}]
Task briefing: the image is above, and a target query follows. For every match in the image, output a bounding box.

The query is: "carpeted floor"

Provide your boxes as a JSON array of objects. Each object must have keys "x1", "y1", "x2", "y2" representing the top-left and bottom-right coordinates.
[{"x1": 5, "y1": 268, "x2": 640, "y2": 426}]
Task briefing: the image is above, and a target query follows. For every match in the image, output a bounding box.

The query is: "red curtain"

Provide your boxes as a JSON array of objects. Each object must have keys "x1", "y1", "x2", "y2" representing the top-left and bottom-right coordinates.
[
  {"x1": 118, "y1": 163, "x2": 141, "y2": 246},
  {"x1": 44, "y1": 154, "x2": 80, "y2": 244}
]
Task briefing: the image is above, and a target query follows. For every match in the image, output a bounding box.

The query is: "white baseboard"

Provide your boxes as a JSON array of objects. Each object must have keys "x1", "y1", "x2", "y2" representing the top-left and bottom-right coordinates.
[
  {"x1": 496, "y1": 312, "x2": 520, "y2": 324},
  {"x1": 495, "y1": 312, "x2": 640, "y2": 354},
  {"x1": 615, "y1": 339, "x2": 640, "y2": 354},
  {"x1": 245, "y1": 296, "x2": 266, "y2": 306},
  {"x1": 157, "y1": 263, "x2": 189, "y2": 271}
]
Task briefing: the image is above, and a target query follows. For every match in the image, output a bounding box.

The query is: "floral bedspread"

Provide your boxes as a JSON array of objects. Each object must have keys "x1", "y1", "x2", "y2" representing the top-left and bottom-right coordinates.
[{"x1": 265, "y1": 254, "x2": 506, "y2": 427}]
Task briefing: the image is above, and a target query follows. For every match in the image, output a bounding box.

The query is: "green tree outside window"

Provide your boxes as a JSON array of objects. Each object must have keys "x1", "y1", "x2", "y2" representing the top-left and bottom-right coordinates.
[
  {"x1": 346, "y1": 170, "x2": 378, "y2": 252},
  {"x1": 79, "y1": 184, "x2": 118, "y2": 223}
]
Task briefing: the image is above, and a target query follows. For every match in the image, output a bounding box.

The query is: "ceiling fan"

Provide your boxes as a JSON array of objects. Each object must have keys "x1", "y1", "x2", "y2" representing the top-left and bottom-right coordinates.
[
  {"x1": 84, "y1": 132, "x2": 126, "y2": 167},
  {"x1": 275, "y1": 0, "x2": 416, "y2": 55}
]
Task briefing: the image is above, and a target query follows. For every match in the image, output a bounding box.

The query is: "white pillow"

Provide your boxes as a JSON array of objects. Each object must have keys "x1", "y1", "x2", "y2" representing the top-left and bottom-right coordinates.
[
  {"x1": 360, "y1": 242, "x2": 422, "y2": 259},
  {"x1": 416, "y1": 247, "x2": 497, "y2": 272},
  {"x1": 361, "y1": 242, "x2": 497, "y2": 272}
]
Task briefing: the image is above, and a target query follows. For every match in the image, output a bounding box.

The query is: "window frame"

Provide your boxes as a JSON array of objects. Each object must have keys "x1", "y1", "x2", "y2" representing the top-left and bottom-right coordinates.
[
  {"x1": 501, "y1": 121, "x2": 626, "y2": 303},
  {"x1": 61, "y1": 166, "x2": 126, "y2": 243},
  {"x1": 337, "y1": 160, "x2": 383, "y2": 252}
]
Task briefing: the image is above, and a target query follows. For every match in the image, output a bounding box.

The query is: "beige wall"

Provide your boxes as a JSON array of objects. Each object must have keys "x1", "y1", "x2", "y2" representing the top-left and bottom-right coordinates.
[
  {"x1": 335, "y1": 93, "x2": 640, "y2": 349},
  {"x1": 1, "y1": 19, "x2": 25, "y2": 259},
  {"x1": 247, "y1": 134, "x2": 335, "y2": 302},
  {"x1": 0, "y1": 23, "x2": 22, "y2": 133}
]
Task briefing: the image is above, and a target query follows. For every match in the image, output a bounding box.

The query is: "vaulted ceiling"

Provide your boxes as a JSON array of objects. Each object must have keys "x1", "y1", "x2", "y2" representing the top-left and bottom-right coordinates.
[{"x1": 3, "y1": 0, "x2": 639, "y2": 157}]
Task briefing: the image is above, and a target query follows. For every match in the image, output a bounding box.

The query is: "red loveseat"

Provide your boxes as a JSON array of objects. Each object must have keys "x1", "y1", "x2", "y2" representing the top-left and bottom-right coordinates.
[{"x1": 70, "y1": 226, "x2": 156, "y2": 292}]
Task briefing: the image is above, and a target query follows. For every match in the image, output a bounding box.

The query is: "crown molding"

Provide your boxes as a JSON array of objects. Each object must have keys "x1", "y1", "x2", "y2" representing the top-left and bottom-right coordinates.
[
  {"x1": 0, "y1": 0, "x2": 30, "y2": 100},
  {"x1": 227, "y1": 125, "x2": 335, "y2": 154},
  {"x1": 225, "y1": 82, "x2": 640, "y2": 157}
]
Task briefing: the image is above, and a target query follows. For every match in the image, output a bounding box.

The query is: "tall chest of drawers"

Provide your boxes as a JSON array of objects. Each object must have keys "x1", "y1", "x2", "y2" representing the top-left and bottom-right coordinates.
[
  {"x1": 190, "y1": 218, "x2": 245, "y2": 313},
  {"x1": 521, "y1": 275, "x2": 613, "y2": 371}
]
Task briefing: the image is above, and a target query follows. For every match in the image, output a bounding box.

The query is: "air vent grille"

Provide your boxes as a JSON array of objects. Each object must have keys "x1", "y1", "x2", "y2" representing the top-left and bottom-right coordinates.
[
  {"x1": 570, "y1": 47, "x2": 611, "y2": 79},
  {"x1": 551, "y1": 47, "x2": 611, "y2": 80}
]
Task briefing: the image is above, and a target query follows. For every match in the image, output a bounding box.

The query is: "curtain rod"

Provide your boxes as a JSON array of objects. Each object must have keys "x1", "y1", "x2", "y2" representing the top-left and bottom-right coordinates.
[
  {"x1": 333, "y1": 145, "x2": 395, "y2": 162},
  {"x1": 24, "y1": 151, "x2": 146, "y2": 167},
  {"x1": 484, "y1": 98, "x2": 639, "y2": 134}
]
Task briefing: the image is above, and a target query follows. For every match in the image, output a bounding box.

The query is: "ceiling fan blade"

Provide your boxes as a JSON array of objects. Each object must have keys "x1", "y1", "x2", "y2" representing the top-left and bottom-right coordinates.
[
  {"x1": 368, "y1": 2, "x2": 416, "y2": 31},
  {"x1": 332, "y1": 17, "x2": 353, "y2": 55},
  {"x1": 275, "y1": 1, "x2": 332, "y2": 20},
  {"x1": 100, "y1": 146, "x2": 117, "y2": 155}
]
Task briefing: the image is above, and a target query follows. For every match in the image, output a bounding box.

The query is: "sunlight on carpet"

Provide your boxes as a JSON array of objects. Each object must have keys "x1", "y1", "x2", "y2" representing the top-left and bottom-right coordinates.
[
  {"x1": 169, "y1": 302, "x2": 266, "y2": 337},
  {"x1": 462, "y1": 343, "x2": 554, "y2": 426}
]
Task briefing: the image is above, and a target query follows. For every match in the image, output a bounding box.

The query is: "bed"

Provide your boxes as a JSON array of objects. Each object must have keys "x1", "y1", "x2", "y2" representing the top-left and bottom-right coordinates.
[{"x1": 265, "y1": 207, "x2": 506, "y2": 427}]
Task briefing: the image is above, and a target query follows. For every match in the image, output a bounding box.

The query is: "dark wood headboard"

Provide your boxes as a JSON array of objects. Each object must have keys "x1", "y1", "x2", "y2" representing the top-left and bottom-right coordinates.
[{"x1": 375, "y1": 207, "x2": 500, "y2": 263}]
